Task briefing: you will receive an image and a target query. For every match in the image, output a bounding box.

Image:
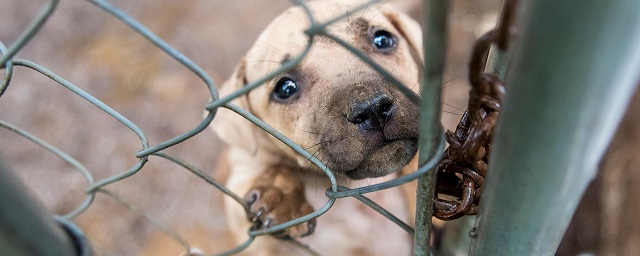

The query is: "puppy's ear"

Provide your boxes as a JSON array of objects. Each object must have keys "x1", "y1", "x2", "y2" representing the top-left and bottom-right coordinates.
[
  {"x1": 380, "y1": 5, "x2": 424, "y2": 65},
  {"x1": 210, "y1": 59, "x2": 258, "y2": 152}
]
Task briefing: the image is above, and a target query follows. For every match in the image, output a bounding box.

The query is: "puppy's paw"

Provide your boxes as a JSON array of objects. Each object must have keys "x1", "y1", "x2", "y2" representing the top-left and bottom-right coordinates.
[{"x1": 245, "y1": 186, "x2": 316, "y2": 238}]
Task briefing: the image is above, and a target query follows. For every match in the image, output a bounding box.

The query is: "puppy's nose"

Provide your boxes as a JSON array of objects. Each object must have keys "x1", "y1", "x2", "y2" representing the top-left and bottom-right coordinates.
[{"x1": 346, "y1": 93, "x2": 395, "y2": 131}]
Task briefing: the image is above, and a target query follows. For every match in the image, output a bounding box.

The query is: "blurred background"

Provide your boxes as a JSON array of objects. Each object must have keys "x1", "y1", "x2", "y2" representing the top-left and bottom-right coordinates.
[{"x1": 1, "y1": 0, "x2": 637, "y2": 255}]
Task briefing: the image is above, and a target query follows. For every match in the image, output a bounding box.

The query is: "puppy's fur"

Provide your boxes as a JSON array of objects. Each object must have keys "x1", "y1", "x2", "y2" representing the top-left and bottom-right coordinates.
[{"x1": 212, "y1": 1, "x2": 423, "y2": 254}]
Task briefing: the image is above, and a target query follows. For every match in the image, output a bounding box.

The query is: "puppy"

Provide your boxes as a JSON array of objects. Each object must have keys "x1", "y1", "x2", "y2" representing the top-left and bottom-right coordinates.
[{"x1": 211, "y1": 1, "x2": 423, "y2": 255}]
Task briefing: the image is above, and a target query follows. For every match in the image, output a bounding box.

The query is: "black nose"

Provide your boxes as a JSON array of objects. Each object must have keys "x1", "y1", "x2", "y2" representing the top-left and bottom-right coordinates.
[{"x1": 346, "y1": 93, "x2": 395, "y2": 131}]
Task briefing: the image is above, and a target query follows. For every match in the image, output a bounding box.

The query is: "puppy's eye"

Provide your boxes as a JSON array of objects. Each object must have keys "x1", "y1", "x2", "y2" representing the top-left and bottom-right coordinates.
[
  {"x1": 373, "y1": 30, "x2": 396, "y2": 50},
  {"x1": 273, "y1": 77, "x2": 299, "y2": 100}
]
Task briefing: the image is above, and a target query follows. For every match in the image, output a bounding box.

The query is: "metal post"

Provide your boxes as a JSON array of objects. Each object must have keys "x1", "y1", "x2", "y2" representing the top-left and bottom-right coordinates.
[
  {"x1": 414, "y1": 0, "x2": 450, "y2": 255},
  {"x1": 0, "y1": 160, "x2": 79, "y2": 256},
  {"x1": 438, "y1": 216, "x2": 475, "y2": 256},
  {"x1": 469, "y1": 0, "x2": 640, "y2": 255}
]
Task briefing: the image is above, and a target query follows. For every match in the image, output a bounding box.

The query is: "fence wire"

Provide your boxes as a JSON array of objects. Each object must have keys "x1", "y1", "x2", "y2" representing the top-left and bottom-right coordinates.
[{"x1": 0, "y1": 0, "x2": 446, "y2": 255}]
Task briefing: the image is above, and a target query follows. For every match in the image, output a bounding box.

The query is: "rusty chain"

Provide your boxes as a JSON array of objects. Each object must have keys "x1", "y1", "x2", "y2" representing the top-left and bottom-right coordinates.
[{"x1": 433, "y1": 0, "x2": 519, "y2": 220}]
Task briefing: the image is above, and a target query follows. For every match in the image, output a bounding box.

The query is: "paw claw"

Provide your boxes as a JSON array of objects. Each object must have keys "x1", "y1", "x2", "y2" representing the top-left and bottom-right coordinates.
[
  {"x1": 265, "y1": 217, "x2": 274, "y2": 227},
  {"x1": 305, "y1": 219, "x2": 316, "y2": 235},
  {"x1": 246, "y1": 191, "x2": 259, "y2": 205},
  {"x1": 243, "y1": 186, "x2": 316, "y2": 238},
  {"x1": 251, "y1": 207, "x2": 265, "y2": 222}
]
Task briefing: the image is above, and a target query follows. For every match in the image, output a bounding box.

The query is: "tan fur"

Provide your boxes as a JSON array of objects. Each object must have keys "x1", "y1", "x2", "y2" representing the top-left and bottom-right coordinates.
[{"x1": 211, "y1": 1, "x2": 424, "y2": 254}]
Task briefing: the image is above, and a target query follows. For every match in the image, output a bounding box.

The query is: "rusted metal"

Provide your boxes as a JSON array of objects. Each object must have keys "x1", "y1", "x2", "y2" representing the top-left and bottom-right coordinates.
[{"x1": 433, "y1": 0, "x2": 518, "y2": 220}]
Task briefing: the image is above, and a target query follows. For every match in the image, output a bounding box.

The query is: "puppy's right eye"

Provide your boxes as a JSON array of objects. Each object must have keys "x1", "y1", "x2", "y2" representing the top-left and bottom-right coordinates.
[
  {"x1": 273, "y1": 77, "x2": 299, "y2": 101},
  {"x1": 372, "y1": 30, "x2": 397, "y2": 51}
]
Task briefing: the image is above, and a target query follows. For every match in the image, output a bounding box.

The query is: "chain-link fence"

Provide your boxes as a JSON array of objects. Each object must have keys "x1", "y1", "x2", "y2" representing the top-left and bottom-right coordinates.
[
  {"x1": 1, "y1": 0, "x2": 451, "y2": 255},
  {"x1": 3, "y1": 0, "x2": 639, "y2": 255}
]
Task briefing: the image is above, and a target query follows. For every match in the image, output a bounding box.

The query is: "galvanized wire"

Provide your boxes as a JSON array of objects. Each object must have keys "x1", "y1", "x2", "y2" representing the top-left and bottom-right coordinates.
[
  {"x1": 0, "y1": 0, "x2": 58, "y2": 70},
  {"x1": 0, "y1": 0, "x2": 446, "y2": 255},
  {"x1": 0, "y1": 118, "x2": 95, "y2": 219}
]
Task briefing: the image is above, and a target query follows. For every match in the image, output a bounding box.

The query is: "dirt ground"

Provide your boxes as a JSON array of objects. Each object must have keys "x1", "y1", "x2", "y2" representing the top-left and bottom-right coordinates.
[{"x1": 2, "y1": 0, "x2": 637, "y2": 256}]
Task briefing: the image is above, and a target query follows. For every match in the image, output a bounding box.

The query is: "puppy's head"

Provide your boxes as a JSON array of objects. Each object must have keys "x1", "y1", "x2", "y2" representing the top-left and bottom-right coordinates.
[{"x1": 214, "y1": 1, "x2": 423, "y2": 179}]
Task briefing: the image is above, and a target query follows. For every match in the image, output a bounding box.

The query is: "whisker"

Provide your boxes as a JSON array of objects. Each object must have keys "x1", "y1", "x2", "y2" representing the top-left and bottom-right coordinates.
[
  {"x1": 307, "y1": 152, "x2": 326, "y2": 197},
  {"x1": 441, "y1": 75, "x2": 461, "y2": 89},
  {"x1": 364, "y1": 0, "x2": 391, "y2": 23},
  {"x1": 256, "y1": 40, "x2": 287, "y2": 59},
  {"x1": 297, "y1": 128, "x2": 326, "y2": 135},
  {"x1": 441, "y1": 110, "x2": 464, "y2": 116},
  {"x1": 359, "y1": 1, "x2": 373, "y2": 20},
  {"x1": 416, "y1": 74, "x2": 461, "y2": 97},
  {"x1": 304, "y1": 140, "x2": 331, "y2": 150},
  {"x1": 442, "y1": 102, "x2": 465, "y2": 112},
  {"x1": 306, "y1": 147, "x2": 323, "y2": 167},
  {"x1": 245, "y1": 60, "x2": 282, "y2": 64},
  {"x1": 411, "y1": 71, "x2": 426, "y2": 91},
  {"x1": 314, "y1": 154, "x2": 330, "y2": 197}
]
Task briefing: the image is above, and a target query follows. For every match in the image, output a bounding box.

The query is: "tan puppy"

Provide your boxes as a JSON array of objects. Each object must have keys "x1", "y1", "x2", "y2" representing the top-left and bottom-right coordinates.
[{"x1": 212, "y1": 1, "x2": 423, "y2": 255}]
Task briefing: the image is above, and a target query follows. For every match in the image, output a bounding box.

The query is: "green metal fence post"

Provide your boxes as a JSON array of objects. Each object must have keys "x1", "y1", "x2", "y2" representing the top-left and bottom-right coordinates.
[
  {"x1": 469, "y1": 0, "x2": 640, "y2": 255},
  {"x1": 414, "y1": 0, "x2": 450, "y2": 255},
  {"x1": 0, "y1": 160, "x2": 80, "y2": 256}
]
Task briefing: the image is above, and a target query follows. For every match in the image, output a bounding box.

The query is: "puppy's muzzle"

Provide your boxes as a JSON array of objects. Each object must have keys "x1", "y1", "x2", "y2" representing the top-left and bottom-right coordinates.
[{"x1": 323, "y1": 82, "x2": 419, "y2": 178}]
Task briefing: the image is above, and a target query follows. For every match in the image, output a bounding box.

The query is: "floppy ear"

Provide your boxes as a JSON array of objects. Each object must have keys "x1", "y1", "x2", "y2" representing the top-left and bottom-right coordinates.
[
  {"x1": 379, "y1": 4, "x2": 424, "y2": 65},
  {"x1": 210, "y1": 58, "x2": 259, "y2": 152}
]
